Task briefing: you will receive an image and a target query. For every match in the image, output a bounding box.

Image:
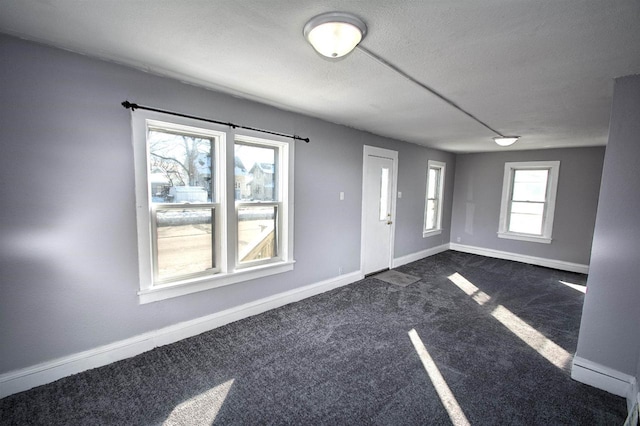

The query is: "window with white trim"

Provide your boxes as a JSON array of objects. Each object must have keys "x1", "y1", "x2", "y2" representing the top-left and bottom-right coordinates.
[
  {"x1": 498, "y1": 161, "x2": 560, "y2": 244},
  {"x1": 234, "y1": 137, "x2": 287, "y2": 268},
  {"x1": 132, "y1": 110, "x2": 294, "y2": 303},
  {"x1": 423, "y1": 160, "x2": 445, "y2": 237}
]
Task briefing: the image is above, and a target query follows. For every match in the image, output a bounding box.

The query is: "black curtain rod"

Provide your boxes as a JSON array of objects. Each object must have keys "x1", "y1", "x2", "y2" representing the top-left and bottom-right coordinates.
[{"x1": 121, "y1": 101, "x2": 310, "y2": 143}]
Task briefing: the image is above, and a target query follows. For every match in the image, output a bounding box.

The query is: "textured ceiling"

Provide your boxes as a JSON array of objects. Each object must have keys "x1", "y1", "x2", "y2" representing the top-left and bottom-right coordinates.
[{"x1": 1, "y1": 1, "x2": 639, "y2": 152}]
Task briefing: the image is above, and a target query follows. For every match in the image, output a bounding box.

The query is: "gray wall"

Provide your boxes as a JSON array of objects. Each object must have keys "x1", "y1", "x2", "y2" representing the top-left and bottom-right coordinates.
[
  {"x1": 450, "y1": 147, "x2": 605, "y2": 265},
  {"x1": 0, "y1": 34, "x2": 455, "y2": 373},
  {"x1": 575, "y1": 75, "x2": 640, "y2": 377}
]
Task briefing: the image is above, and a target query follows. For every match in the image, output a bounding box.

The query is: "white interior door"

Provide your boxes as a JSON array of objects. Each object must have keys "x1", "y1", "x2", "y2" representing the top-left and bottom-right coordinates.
[{"x1": 362, "y1": 146, "x2": 397, "y2": 275}]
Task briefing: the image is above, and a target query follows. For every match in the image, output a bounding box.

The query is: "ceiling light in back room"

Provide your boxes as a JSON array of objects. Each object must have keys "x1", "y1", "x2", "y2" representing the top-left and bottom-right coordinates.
[
  {"x1": 493, "y1": 136, "x2": 520, "y2": 146},
  {"x1": 303, "y1": 12, "x2": 367, "y2": 59}
]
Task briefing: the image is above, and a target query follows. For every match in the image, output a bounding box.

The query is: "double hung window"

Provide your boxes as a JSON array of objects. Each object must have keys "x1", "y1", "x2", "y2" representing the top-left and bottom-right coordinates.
[
  {"x1": 498, "y1": 161, "x2": 560, "y2": 243},
  {"x1": 132, "y1": 110, "x2": 294, "y2": 303},
  {"x1": 146, "y1": 123, "x2": 220, "y2": 284},
  {"x1": 235, "y1": 138, "x2": 285, "y2": 268},
  {"x1": 423, "y1": 160, "x2": 446, "y2": 237}
]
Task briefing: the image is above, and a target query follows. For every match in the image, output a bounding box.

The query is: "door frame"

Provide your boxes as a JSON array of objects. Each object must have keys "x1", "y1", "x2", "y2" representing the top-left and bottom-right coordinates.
[{"x1": 360, "y1": 145, "x2": 399, "y2": 275}]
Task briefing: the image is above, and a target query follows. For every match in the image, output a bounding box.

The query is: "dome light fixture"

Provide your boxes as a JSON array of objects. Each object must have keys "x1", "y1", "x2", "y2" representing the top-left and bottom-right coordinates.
[
  {"x1": 493, "y1": 136, "x2": 520, "y2": 146},
  {"x1": 303, "y1": 12, "x2": 367, "y2": 59}
]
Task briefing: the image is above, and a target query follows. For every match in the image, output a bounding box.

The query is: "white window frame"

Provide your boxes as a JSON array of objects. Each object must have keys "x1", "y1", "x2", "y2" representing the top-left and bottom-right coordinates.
[
  {"x1": 423, "y1": 160, "x2": 446, "y2": 238},
  {"x1": 234, "y1": 135, "x2": 292, "y2": 270},
  {"x1": 498, "y1": 160, "x2": 560, "y2": 244},
  {"x1": 132, "y1": 110, "x2": 294, "y2": 304}
]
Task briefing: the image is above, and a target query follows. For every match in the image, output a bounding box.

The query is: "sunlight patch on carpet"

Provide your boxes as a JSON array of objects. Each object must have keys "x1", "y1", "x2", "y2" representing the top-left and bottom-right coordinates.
[
  {"x1": 448, "y1": 272, "x2": 572, "y2": 370},
  {"x1": 164, "y1": 379, "x2": 234, "y2": 425},
  {"x1": 559, "y1": 280, "x2": 587, "y2": 293},
  {"x1": 409, "y1": 329, "x2": 471, "y2": 426}
]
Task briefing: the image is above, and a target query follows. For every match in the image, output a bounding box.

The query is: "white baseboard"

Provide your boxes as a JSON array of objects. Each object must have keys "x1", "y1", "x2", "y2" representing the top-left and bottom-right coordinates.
[
  {"x1": 449, "y1": 243, "x2": 589, "y2": 274},
  {"x1": 628, "y1": 378, "x2": 639, "y2": 416},
  {"x1": 571, "y1": 356, "x2": 635, "y2": 398},
  {"x1": 393, "y1": 243, "x2": 450, "y2": 268},
  {"x1": 0, "y1": 270, "x2": 364, "y2": 399}
]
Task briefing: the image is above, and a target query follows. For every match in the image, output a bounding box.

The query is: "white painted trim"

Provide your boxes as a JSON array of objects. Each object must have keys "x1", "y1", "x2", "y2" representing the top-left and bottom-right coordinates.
[
  {"x1": 626, "y1": 377, "x2": 639, "y2": 414},
  {"x1": 423, "y1": 229, "x2": 442, "y2": 238},
  {"x1": 571, "y1": 356, "x2": 635, "y2": 398},
  {"x1": 449, "y1": 243, "x2": 589, "y2": 274},
  {"x1": 393, "y1": 243, "x2": 450, "y2": 268},
  {"x1": 138, "y1": 261, "x2": 295, "y2": 304},
  {"x1": 497, "y1": 232, "x2": 552, "y2": 244},
  {"x1": 0, "y1": 270, "x2": 364, "y2": 399}
]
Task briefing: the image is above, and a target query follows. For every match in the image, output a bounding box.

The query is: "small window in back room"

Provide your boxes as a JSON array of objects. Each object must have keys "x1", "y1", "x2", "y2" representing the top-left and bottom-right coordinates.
[{"x1": 498, "y1": 161, "x2": 560, "y2": 244}]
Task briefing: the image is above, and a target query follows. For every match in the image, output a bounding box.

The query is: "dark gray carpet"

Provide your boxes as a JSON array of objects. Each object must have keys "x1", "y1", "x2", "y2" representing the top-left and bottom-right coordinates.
[{"x1": 0, "y1": 251, "x2": 628, "y2": 425}]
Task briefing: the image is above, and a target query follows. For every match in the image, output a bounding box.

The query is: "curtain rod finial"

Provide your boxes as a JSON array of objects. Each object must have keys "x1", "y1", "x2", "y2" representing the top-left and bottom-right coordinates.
[{"x1": 121, "y1": 100, "x2": 137, "y2": 111}]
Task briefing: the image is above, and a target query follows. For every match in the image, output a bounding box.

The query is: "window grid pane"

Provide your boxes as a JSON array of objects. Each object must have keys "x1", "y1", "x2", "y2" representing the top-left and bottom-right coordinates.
[
  {"x1": 234, "y1": 143, "x2": 276, "y2": 201},
  {"x1": 427, "y1": 168, "x2": 439, "y2": 199},
  {"x1": 154, "y1": 207, "x2": 215, "y2": 281},
  {"x1": 512, "y1": 169, "x2": 548, "y2": 202},
  {"x1": 148, "y1": 129, "x2": 214, "y2": 204},
  {"x1": 237, "y1": 205, "x2": 278, "y2": 264},
  {"x1": 426, "y1": 199, "x2": 437, "y2": 230},
  {"x1": 508, "y1": 201, "x2": 545, "y2": 235}
]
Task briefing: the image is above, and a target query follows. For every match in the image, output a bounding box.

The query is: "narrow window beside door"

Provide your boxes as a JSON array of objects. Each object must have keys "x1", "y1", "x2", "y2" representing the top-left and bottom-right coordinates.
[{"x1": 424, "y1": 160, "x2": 446, "y2": 237}]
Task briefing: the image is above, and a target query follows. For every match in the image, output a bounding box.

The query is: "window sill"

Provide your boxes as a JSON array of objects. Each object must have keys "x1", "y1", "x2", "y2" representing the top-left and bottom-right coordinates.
[
  {"x1": 138, "y1": 260, "x2": 295, "y2": 304},
  {"x1": 423, "y1": 229, "x2": 442, "y2": 238},
  {"x1": 497, "y1": 232, "x2": 552, "y2": 244}
]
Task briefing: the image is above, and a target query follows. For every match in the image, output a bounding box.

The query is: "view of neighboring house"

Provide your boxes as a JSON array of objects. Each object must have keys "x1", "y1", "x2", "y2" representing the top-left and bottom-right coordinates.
[
  {"x1": 234, "y1": 156, "x2": 251, "y2": 200},
  {"x1": 248, "y1": 162, "x2": 275, "y2": 201}
]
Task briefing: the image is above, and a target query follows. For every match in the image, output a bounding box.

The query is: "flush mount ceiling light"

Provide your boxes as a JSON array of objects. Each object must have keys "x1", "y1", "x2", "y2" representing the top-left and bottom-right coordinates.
[
  {"x1": 493, "y1": 136, "x2": 520, "y2": 146},
  {"x1": 303, "y1": 12, "x2": 367, "y2": 59}
]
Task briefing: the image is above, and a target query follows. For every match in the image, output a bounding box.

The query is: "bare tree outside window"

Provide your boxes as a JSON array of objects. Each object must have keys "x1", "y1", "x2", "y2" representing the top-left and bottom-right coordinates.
[{"x1": 148, "y1": 129, "x2": 213, "y2": 203}]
